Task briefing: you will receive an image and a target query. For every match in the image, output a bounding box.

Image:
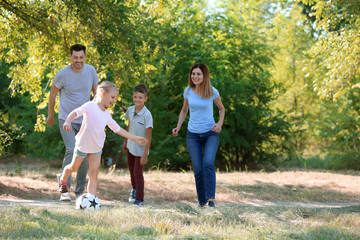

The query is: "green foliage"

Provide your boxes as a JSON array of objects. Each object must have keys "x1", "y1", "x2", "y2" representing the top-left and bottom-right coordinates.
[{"x1": 0, "y1": 0, "x2": 291, "y2": 170}]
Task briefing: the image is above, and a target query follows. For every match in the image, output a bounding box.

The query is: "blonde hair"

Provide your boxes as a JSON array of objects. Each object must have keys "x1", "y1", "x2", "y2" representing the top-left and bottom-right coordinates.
[
  {"x1": 95, "y1": 81, "x2": 118, "y2": 99},
  {"x1": 188, "y1": 63, "x2": 214, "y2": 98}
]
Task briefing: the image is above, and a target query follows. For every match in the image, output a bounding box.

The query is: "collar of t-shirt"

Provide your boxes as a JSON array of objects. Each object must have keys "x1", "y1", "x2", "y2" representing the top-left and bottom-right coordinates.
[{"x1": 132, "y1": 106, "x2": 147, "y2": 117}]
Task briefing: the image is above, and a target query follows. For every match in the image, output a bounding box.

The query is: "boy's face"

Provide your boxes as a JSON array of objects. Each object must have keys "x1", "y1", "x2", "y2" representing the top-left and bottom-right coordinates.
[{"x1": 133, "y1": 91, "x2": 147, "y2": 108}]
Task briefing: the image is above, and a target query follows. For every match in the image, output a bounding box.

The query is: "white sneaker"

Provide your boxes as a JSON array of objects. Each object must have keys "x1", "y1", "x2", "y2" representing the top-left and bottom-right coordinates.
[
  {"x1": 128, "y1": 189, "x2": 136, "y2": 203},
  {"x1": 60, "y1": 192, "x2": 71, "y2": 201}
]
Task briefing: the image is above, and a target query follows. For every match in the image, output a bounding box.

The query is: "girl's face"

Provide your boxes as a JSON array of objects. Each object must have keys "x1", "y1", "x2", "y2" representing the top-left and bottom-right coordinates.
[
  {"x1": 191, "y1": 68, "x2": 204, "y2": 86},
  {"x1": 102, "y1": 89, "x2": 118, "y2": 109}
]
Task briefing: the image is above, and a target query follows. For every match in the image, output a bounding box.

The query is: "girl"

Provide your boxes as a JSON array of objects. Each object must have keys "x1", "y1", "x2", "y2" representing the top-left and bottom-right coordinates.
[
  {"x1": 172, "y1": 63, "x2": 225, "y2": 208},
  {"x1": 58, "y1": 81, "x2": 148, "y2": 197}
]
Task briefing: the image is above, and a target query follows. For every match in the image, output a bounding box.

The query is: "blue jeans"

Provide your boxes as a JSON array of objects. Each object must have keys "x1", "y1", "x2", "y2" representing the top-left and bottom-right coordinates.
[
  {"x1": 186, "y1": 130, "x2": 219, "y2": 205},
  {"x1": 59, "y1": 119, "x2": 88, "y2": 196}
]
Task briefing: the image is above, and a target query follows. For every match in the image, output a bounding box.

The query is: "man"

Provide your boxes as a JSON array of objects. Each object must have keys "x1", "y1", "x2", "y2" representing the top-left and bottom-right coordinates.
[{"x1": 46, "y1": 44, "x2": 99, "y2": 201}]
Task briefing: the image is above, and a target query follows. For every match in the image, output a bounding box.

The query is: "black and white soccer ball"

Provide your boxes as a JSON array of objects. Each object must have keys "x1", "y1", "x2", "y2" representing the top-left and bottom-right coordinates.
[{"x1": 75, "y1": 193, "x2": 101, "y2": 210}]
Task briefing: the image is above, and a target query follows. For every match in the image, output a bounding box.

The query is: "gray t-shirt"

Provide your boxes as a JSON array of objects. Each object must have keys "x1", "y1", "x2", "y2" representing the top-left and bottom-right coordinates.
[
  {"x1": 125, "y1": 105, "x2": 153, "y2": 157},
  {"x1": 53, "y1": 64, "x2": 99, "y2": 123}
]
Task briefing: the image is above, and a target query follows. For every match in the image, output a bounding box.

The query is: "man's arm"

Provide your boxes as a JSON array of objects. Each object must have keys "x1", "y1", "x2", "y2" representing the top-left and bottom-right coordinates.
[
  {"x1": 46, "y1": 84, "x2": 60, "y2": 126},
  {"x1": 92, "y1": 83, "x2": 98, "y2": 96}
]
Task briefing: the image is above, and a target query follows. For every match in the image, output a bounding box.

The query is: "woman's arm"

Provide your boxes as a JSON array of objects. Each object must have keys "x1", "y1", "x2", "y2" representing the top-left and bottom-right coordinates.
[
  {"x1": 212, "y1": 96, "x2": 225, "y2": 133},
  {"x1": 172, "y1": 98, "x2": 189, "y2": 137}
]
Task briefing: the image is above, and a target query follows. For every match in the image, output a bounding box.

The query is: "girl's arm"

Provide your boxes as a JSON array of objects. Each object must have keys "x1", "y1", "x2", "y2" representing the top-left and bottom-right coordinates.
[
  {"x1": 140, "y1": 127, "x2": 152, "y2": 165},
  {"x1": 63, "y1": 111, "x2": 78, "y2": 133},
  {"x1": 212, "y1": 96, "x2": 225, "y2": 133},
  {"x1": 172, "y1": 98, "x2": 189, "y2": 137},
  {"x1": 117, "y1": 128, "x2": 148, "y2": 146}
]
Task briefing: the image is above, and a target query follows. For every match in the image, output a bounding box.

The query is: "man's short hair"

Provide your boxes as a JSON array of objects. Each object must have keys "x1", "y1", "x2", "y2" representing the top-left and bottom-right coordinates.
[{"x1": 70, "y1": 44, "x2": 86, "y2": 55}]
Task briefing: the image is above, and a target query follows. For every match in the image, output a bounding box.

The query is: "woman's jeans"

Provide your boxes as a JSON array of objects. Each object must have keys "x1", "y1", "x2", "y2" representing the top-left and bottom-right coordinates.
[{"x1": 186, "y1": 130, "x2": 219, "y2": 205}]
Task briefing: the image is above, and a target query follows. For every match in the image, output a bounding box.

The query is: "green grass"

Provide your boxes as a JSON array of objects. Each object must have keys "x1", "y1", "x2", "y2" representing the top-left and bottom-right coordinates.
[
  {"x1": 1, "y1": 160, "x2": 360, "y2": 239},
  {"x1": 1, "y1": 202, "x2": 360, "y2": 239}
]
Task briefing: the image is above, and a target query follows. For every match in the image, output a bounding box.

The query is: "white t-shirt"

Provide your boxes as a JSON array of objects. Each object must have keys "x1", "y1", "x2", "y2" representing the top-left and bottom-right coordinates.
[
  {"x1": 53, "y1": 64, "x2": 99, "y2": 124},
  {"x1": 124, "y1": 105, "x2": 153, "y2": 157},
  {"x1": 74, "y1": 101, "x2": 121, "y2": 153}
]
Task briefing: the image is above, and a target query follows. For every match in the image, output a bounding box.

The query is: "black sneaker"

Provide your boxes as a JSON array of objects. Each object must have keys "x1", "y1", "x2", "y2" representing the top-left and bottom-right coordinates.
[
  {"x1": 199, "y1": 201, "x2": 207, "y2": 207},
  {"x1": 208, "y1": 201, "x2": 215, "y2": 208},
  {"x1": 133, "y1": 200, "x2": 144, "y2": 207}
]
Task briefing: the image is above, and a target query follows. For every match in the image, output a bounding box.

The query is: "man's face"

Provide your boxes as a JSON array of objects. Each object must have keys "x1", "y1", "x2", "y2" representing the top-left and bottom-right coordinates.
[{"x1": 69, "y1": 50, "x2": 86, "y2": 71}]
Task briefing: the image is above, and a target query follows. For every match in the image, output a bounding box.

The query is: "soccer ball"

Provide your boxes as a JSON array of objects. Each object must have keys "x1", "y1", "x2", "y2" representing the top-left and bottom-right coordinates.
[{"x1": 75, "y1": 193, "x2": 101, "y2": 210}]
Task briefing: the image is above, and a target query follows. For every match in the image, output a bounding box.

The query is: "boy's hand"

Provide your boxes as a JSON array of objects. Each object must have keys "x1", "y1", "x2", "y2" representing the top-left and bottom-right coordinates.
[
  {"x1": 121, "y1": 142, "x2": 127, "y2": 152},
  {"x1": 140, "y1": 155, "x2": 148, "y2": 165},
  {"x1": 135, "y1": 136, "x2": 148, "y2": 146}
]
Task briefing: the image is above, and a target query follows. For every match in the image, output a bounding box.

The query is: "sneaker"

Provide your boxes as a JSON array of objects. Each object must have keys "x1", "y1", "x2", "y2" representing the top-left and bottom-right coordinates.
[
  {"x1": 128, "y1": 189, "x2": 136, "y2": 203},
  {"x1": 60, "y1": 192, "x2": 71, "y2": 201},
  {"x1": 199, "y1": 201, "x2": 207, "y2": 207},
  {"x1": 208, "y1": 200, "x2": 215, "y2": 208},
  {"x1": 133, "y1": 200, "x2": 143, "y2": 207},
  {"x1": 57, "y1": 174, "x2": 70, "y2": 201}
]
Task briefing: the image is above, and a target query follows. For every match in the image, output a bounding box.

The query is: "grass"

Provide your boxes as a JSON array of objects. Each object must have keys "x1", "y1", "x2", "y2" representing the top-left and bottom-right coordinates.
[
  {"x1": 1, "y1": 160, "x2": 360, "y2": 239},
  {"x1": 1, "y1": 203, "x2": 360, "y2": 239}
]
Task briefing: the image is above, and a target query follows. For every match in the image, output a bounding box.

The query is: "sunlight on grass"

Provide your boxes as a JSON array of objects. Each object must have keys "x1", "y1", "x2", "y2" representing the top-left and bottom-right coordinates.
[{"x1": 1, "y1": 204, "x2": 360, "y2": 239}]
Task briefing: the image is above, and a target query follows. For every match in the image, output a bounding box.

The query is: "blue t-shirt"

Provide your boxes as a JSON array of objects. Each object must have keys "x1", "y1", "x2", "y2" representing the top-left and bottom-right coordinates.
[{"x1": 183, "y1": 86, "x2": 219, "y2": 134}]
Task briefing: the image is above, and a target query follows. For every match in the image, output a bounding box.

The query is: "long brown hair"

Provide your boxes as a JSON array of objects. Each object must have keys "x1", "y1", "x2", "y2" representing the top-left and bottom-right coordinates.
[{"x1": 188, "y1": 63, "x2": 214, "y2": 98}]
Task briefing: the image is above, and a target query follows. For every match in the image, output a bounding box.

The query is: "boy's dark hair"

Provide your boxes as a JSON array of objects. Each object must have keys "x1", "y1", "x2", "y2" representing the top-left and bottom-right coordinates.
[
  {"x1": 134, "y1": 84, "x2": 148, "y2": 96},
  {"x1": 70, "y1": 44, "x2": 86, "y2": 55}
]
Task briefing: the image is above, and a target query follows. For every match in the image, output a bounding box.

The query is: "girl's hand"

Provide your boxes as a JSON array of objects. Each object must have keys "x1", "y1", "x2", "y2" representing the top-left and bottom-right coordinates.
[
  {"x1": 172, "y1": 127, "x2": 180, "y2": 137},
  {"x1": 63, "y1": 121, "x2": 72, "y2": 133},
  {"x1": 135, "y1": 136, "x2": 148, "y2": 146},
  {"x1": 211, "y1": 123, "x2": 222, "y2": 133}
]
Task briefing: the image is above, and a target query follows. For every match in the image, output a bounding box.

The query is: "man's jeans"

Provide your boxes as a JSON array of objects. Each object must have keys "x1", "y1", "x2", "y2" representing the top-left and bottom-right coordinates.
[
  {"x1": 186, "y1": 130, "x2": 219, "y2": 205},
  {"x1": 59, "y1": 119, "x2": 88, "y2": 196}
]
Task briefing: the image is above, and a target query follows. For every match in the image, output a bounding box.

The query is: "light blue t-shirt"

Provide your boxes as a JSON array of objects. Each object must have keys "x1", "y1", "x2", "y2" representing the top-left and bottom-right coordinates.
[
  {"x1": 53, "y1": 64, "x2": 99, "y2": 124},
  {"x1": 183, "y1": 86, "x2": 220, "y2": 134}
]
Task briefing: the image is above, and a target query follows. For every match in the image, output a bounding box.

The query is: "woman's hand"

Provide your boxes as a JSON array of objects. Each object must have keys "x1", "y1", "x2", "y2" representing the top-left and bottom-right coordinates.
[
  {"x1": 172, "y1": 127, "x2": 180, "y2": 137},
  {"x1": 211, "y1": 123, "x2": 222, "y2": 133}
]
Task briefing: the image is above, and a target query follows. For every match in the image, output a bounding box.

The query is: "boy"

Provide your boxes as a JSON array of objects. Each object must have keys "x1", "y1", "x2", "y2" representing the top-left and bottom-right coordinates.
[{"x1": 122, "y1": 84, "x2": 153, "y2": 206}]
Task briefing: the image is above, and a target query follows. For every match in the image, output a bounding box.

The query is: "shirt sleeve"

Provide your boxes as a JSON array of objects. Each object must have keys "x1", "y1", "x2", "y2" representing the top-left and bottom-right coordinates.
[
  {"x1": 124, "y1": 108, "x2": 129, "y2": 120},
  {"x1": 145, "y1": 112, "x2": 153, "y2": 129},
  {"x1": 53, "y1": 70, "x2": 64, "y2": 89},
  {"x1": 91, "y1": 66, "x2": 99, "y2": 86},
  {"x1": 107, "y1": 117, "x2": 121, "y2": 133},
  {"x1": 183, "y1": 86, "x2": 189, "y2": 99},
  {"x1": 74, "y1": 102, "x2": 88, "y2": 119},
  {"x1": 213, "y1": 87, "x2": 220, "y2": 99}
]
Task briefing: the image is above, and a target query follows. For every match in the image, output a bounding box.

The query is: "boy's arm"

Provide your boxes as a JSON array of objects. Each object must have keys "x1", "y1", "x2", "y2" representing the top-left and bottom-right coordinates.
[
  {"x1": 121, "y1": 125, "x2": 129, "y2": 152},
  {"x1": 140, "y1": 127, "x2": 152, "y2": 165}
]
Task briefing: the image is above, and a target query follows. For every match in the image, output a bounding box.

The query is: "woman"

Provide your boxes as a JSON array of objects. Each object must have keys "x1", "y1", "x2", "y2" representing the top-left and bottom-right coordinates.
[{"x1": 172, "y1": 63, "x2": 225, "y2": 208}]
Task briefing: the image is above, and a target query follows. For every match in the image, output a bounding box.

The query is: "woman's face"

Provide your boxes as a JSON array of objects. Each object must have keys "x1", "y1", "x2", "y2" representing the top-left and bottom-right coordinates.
[{"x1": 191, "y1": 68, "x2": 204, "y2": 86}]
